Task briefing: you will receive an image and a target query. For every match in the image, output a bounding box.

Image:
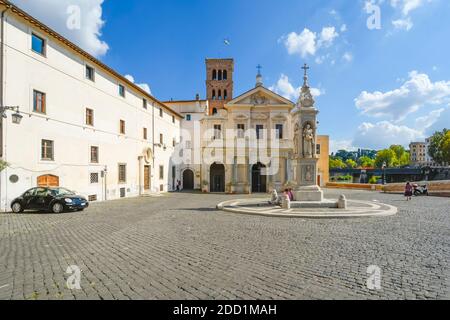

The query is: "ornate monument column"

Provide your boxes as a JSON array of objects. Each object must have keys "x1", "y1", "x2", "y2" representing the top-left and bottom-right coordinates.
[{"x1": 292, "y1": 64, "x2": 324, "y2": 202}]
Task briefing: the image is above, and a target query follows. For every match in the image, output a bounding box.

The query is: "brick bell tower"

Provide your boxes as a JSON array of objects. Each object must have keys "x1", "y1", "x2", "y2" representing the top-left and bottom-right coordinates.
[{"x1": 206, "y1": 58, "x2": 234, "y2": 115}]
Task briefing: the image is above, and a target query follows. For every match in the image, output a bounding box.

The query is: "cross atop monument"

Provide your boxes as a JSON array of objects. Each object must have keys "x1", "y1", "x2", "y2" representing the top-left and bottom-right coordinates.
[
  {"x1": 256, "y1": 64, "x2": 262, "y2": 75},
  {"x1": 302, "y1": 63, "x2": 310, "y2": 86}
]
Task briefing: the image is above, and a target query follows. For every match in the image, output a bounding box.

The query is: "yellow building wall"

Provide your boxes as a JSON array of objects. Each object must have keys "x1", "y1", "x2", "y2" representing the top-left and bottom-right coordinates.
[{"x1": 317, "y1": 135, "x2": 330, "y2": 186}]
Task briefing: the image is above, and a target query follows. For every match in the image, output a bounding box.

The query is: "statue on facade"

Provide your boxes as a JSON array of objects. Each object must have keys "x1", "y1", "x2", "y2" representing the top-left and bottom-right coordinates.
[
  {"x1": 303, "y1": 123, "x2": 315, "y2": 158},
  {"x1": 293, "y1": 123, "x2": 300, "y2": 157}
]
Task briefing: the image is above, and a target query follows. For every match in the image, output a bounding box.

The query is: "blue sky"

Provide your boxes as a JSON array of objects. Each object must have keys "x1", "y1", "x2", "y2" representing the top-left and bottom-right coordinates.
[{"x1": 12, "y1": 0, "x2": 450, "y2": 152}]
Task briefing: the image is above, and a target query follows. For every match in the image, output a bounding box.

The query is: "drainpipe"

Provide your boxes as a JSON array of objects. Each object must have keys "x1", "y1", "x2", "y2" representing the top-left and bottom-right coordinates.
[
  {"x1": 152, "y1": 101, "x2": 155, "y2": 191},
  {"x1": 0, "y1": 5, "x2": 11, "y2": 211}
]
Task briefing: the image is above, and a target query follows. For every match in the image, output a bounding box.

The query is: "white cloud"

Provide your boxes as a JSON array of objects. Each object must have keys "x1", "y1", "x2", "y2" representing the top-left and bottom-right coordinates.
[
  {"x1": 353, "y1": 121, "x2": 424, "y2": 149},
  {"x1": 392, "y1": 17, "x2": 413, "y2": 30},
  {"x1": 282, "y1": 29, "x2": 317, "y2": 58},
  {"x1": 11, "y1": 0, "x2": 109, "y2": 57},
  {"x1": 343, "y1": 52, "x2": 353, "y2": 62},
  {"x1": 340, "y1": 24, "x2": 348, "y2": 32},
  {"x1": 355, "y1": 71, "x2": 450, "y2": 121},
  {"x1": 415, "y1": 108, "x2": 445, "y2": 129},
  {"x1": 390, "y1": 0, "x2": 428, "y2": 16},
  {"x1": 424, "y1": 107, "x2": 450, "y2": 135},
  {"x1": 125, "y1": 75, "x2": 152, "y2": 94},
  {"x1": 269, "y1": 74, "x2": 322, "y2": 102},
  {"x1": 330, "y1": 140, "x2": 356, "y2": 153},
  {"x1": 318, "y1": 27, "x2": 339, "y2": 48},
  {"x1": 281, "y1": 26, "x2": 339, "y2": 58}
]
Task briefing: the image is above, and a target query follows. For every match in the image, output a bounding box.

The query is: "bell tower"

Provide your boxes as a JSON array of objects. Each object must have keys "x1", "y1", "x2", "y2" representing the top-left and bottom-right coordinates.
[{"x1": 205, "y1": 58, "x2": 234, "y2": 115}]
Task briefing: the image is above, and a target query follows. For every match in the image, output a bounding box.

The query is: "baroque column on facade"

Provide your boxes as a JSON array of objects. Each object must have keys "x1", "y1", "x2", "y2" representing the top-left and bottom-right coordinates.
[{"x1": 292, "y1": 64, "x2": 324, "y2": 202}]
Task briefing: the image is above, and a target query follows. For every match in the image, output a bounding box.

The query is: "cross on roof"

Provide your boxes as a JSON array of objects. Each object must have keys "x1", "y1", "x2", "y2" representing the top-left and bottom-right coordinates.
[
  {"x1": 257, "y1": 64, "x2": 262, "y2": 75},
  {"x1": 302, "y1": 63, "x2": 310, "y2": 77}
]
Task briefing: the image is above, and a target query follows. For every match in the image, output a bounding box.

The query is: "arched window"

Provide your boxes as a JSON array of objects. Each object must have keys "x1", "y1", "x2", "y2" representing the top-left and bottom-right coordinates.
[
  {"x1": 218, "y1": 70, "x2": 223, "y2": 81},
  {"x1": 218, "y1": 90, "x2": 222, "y2": 100},
  {"x1": 212, "y1": 70, "x2": 217, "y2": 80},
  {"x1": 223, "y1": 70, "x2": 227, "y2": 80},
  {"x1": 212, "y1": 90, "x2": 216, "y2": 100},
  {"x1": 224, "y1": 90, "x2": 228, "y2": 100},
  {"x1": 212, "y1": 108, "x2": 218, "y2": 115}
]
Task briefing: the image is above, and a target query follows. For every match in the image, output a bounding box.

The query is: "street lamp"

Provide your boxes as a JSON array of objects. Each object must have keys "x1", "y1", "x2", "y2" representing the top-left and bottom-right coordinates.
[
  {"x1": 1, "y1": 106, "x2": 22, "y2": 124},
  {"x1": 382, "y1": 161, "x2": 387, "y2": 185}
]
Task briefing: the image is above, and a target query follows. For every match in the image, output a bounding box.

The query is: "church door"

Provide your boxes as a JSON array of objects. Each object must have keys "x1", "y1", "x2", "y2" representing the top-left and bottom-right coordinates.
[
  {"x1": 210, "y1": 163, "x2": 225, "y2": 193},
  {"x1": 144, "y1": 166, "x2": 151, "y2": 190},
  {"x1": 183, "y1": 169, "x2": 194, "y2": 190},
  {"x1": 252, "y1": 163, "x2": 267, "y2": 193}
]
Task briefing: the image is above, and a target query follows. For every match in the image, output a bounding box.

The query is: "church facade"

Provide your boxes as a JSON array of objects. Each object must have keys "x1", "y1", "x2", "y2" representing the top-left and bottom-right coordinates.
[{"x1": 165, "y1": 59, "x2": 329, "y2": 194}]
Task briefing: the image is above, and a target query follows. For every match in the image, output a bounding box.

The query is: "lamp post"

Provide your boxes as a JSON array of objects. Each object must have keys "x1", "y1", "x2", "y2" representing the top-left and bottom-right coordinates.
[
  {"x1": 382, "y1": 161, "x2": 387, "y2": 185},
  {"x1": 1, "y1": 106, "x2": 22, "y2": 124}
]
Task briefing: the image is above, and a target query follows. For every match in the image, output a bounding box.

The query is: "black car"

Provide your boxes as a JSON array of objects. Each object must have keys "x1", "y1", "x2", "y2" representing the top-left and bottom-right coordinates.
[{"x1": 11, "y1": 187, "x2": 89, "y2": 214}]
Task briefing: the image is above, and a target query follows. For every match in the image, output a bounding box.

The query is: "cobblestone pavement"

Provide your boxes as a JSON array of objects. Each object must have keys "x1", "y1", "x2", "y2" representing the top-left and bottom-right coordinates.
[{"x1": 0, "y1": 190, "x2": 449, "y2": 300}]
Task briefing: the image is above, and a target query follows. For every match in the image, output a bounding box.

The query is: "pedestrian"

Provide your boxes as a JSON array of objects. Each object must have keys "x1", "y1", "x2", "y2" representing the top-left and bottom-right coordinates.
[
  {"x1": 176, "y1": 180, "x2": 181, "y2": 192},
  {"x1": 404, "y1": 182, "x2": 413, "y2": 201}
]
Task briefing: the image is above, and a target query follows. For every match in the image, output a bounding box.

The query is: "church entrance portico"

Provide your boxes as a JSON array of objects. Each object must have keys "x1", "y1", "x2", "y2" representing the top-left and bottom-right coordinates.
[
  {"x1": 210, "y1": 163, "x2": 225, "y2": 193},
  {"x1": 252, "y1": 162, "x2": 267, "y2": 193},
  {"x1": 183, "y1": 169, "x2": 194, "y2": 190}
]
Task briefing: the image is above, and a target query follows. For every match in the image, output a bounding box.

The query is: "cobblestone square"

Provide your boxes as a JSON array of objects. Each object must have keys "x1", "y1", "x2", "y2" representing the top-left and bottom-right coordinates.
[{"x1": 0, "y1": 190, "x2": 449, "y2": 300}]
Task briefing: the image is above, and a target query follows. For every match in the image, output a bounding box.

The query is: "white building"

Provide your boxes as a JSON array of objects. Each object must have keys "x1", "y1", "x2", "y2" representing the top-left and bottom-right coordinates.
[{"x1": 0, "y1": 1, "x2": 183, "y2": 211}]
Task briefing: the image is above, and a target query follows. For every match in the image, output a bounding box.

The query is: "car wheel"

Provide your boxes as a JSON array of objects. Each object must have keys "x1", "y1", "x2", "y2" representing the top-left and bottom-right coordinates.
[
  {"x1": 51, "y1": 202, "x2": 64, "y2": 214},
  {"x1": 12, "y1": 202, "x2": 24, "y2": 213}
]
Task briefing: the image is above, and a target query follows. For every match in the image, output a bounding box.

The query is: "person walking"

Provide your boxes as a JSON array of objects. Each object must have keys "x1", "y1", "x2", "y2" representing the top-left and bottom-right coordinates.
[{"x1": 404, "y1": 182, "x2": 413, "y2": 201}]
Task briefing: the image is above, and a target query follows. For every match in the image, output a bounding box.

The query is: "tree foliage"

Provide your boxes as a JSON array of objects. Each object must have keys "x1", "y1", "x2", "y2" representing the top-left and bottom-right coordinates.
[
  {"x1": 346, "y1": 159, "x2": 357, "y2": 169},
  {"x1": 428, "y1": 129, "x2": 450, "y2": 165},
  {"x1": 359, "y1": 156, "x2": 375, "y2": 168},
  {"x1": 375, "y1": 149, "x2": 397, "y2": 168},
  {"x1": 330, "y1": 157, "x2": 346, "y2": 169},
  {"x1": 374, "y1": 145, "x2": 410, "y2": 168}
]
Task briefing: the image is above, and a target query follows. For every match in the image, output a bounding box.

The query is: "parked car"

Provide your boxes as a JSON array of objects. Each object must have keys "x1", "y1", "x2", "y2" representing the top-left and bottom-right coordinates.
[{"x1": 11, "y1": 187, "x2": 89, "y2": 214}]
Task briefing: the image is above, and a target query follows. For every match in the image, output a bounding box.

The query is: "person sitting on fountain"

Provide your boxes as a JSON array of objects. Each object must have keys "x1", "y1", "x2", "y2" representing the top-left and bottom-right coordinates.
[
  {"x1": 269, "y1": 189, "x2": 279, "y2": 205},
  {"x1": 288, "y1": 188, "x2": 294, "y2": 201}
]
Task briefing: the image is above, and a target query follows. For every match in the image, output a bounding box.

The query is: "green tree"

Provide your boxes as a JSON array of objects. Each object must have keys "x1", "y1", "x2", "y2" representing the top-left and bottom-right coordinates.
[
  {"x1": 346, "y1": 159, "x2": 357, "y2": 169},
  {"x1": 442, "y1": 131, "x2": 450, "y2": 163},
  {"x1": 375, "y1": 149, "x2": 397, "y2": 168},
  {"x1": 397, "y1": 151, "x2": 410, "y2": 167},
  {"x1": 359, "y1": 156, "x2": 375, "y2": 168},
  {"x1": 389, "y1": 145, "x2": 409, "y2": 167},
  {"x1": 428, "y1": 129, "x2": 449, "y2": 165},
  {"x1": 330, "y1": 157, "x2": 346, "y2": 169}
]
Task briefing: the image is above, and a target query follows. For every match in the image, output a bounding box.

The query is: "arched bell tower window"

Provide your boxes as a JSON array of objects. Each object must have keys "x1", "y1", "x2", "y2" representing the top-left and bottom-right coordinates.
[
  {"x1": 212, "y1": 108, "x2": 218, "y2": 115},
  {"x1": 223, "y1": 70, "x2": 227, "y2": 80},
  {"x1": 224, "y1": 90, "x2": 228, "y2": 100},
  {"x1": 212, "y1": 90, "x2": 216, "y2": 100},
  {"x1": 218, "y1": 70, "x2": 223, "y2": 81},
  {"x1": 218, "y1": 90, "x2": 222, "y2": 100},
  {"x1": 212, "y1": 70, "x2": 217, "y2": 80}
]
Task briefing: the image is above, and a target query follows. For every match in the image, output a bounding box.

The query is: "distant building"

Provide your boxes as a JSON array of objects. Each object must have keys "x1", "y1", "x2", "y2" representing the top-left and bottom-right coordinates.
[{"x1": 409, "y1": 142, "x2": 427, "y2": 166}]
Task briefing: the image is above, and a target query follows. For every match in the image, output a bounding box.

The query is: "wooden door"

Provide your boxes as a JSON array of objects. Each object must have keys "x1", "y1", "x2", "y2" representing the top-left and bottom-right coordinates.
[{"x1": 144, "y1": 166, "x2": 150, "y2": 190}]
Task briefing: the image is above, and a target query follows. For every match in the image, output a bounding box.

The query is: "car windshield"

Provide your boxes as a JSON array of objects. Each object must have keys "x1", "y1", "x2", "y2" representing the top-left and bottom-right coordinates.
[{"x1": 50, "y1": 188, "x2": 75, "y2": 196}]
